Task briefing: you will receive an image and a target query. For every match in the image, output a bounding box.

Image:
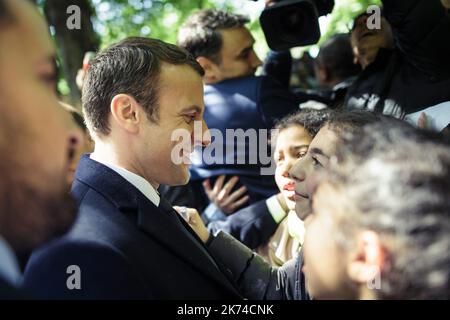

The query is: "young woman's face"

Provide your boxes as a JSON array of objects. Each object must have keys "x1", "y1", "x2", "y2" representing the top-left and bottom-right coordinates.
[{"x1": 274, "y1": 125, "x2": 312, "y2": 211}]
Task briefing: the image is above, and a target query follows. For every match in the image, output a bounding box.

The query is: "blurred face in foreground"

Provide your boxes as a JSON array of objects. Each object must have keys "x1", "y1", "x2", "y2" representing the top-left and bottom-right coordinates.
[
  {"x1": 0, "y1": 0, "x2": 77, "y2": 255},
  {"x1": 302, "y1": 182, "x2": 360, "y2": 300},
  {"x1": 303, "y1": 121, "x2": 450, "y2": 300}
]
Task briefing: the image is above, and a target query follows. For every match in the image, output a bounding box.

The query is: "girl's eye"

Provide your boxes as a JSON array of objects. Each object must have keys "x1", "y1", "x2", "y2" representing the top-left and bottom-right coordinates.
[{"x1": 296, "y1": 152, "x2": 307, "y2": 158}]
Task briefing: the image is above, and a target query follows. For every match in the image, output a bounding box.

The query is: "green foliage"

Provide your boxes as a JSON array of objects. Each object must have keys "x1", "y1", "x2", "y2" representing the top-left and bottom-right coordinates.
[
  {"x1": 38, "y1": 0, "x2": 383, "y2": 98},
  {"x1": 90, "y1": 0, "x2": 382, "y2": 54},
  {"x1": 92, "y1": 0, "x2": 236, "y2": 48}
]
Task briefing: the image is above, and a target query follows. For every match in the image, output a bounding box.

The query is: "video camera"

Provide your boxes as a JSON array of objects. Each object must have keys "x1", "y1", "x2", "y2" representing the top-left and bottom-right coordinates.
[{"x1": 257, "y1": 0, "x2": 335, "y2": 50}]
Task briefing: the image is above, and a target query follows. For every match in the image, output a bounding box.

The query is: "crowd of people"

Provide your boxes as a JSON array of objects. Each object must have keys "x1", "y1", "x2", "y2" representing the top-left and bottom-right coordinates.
[{"x1": 0, "y1": 0, "x2": 449, "y2": 300}]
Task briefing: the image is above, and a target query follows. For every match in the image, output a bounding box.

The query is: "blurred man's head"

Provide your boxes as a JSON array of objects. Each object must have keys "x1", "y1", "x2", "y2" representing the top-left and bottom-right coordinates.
[
  {"x1": 290, "y1": 111, "x2": 382, "y2": 220},
  {"x1": 350, "y1": 12, "x2": 394, "y2": 69},
  {"x1": 60, "y1": 102, "x2": 94, "y2": 187},
  {"x1": 274, "y1": 110, "x2": 330, "y2": 211},
  {"x1": 83, "y1": 37, "x2": 210, "y2": 187},
  {"x1": 0, "y1": 0, "x2": 76, "y2": 256},
  {"x1": 178, "y1": 9, "x2": 262, "y2": 84},
  {"x1": 315, "y1": 34, "x2": 361, "y2": 88},
  {"x1": 442, "y1": 0, "x2": 450, "y2": 9},
  {"x1": 304, "y1": 120, "x2": 450, "y2": 299}
]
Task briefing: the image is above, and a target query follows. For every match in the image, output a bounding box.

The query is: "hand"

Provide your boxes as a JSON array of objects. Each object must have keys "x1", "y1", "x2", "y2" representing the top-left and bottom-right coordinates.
[
  {"x1": 418, "y1": 112, "x2": 427, "y2": 129},
  {"x1": 174, "y1": 206, "x2": 210, "y2": 244},
  {"x1": 203, "y1": 175, "x2": 250, "y2": 215}
]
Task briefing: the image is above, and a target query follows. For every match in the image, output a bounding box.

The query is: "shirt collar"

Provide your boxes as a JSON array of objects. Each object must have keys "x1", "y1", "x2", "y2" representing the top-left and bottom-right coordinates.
[
  {"x1": 0, "y1": 236, "x2": 22, "y2": 287},
  {"x1": 90, "y1": 155, "x2": 160, "y2": 207}
]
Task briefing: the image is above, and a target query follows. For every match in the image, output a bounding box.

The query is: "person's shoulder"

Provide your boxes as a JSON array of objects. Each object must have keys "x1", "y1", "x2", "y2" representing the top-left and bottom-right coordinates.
[
  {"x1": 211, "y1": 76, "x2": 262, "y2": 91},
  {"x1": 27, "y1": 234, "x2": 124, "y2": 267},
  {"x1": 0, "y1": 276, "x2": 30, "y2": 300},
  {"x1": 23, "y1": 235, "x2": 146, "y2": 299}
]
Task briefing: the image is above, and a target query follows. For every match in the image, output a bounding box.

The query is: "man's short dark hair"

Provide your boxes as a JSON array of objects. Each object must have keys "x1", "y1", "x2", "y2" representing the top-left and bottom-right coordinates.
[
  {"x1": 327, "y1": 120, "x2": 450, "y2": 299},
  {"x1": 0, "y1": 0, "x2": 14, "y2": 27},
  {"x1": 82, "y1": 37, "x2": 204, "y2": 136},
  {"x1": 177, "y1": 9, "x2": 249, "y2": 64},
  {"x1": 315, "y1": 34, "x2": 361, "y2": 82},
  {"x1": 275, "y1": 109, "x2": 331, "y2": 137}
]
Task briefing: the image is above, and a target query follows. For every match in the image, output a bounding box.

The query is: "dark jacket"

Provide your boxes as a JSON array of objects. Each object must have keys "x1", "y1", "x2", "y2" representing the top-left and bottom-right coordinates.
[
  {"x1": 207, "y1": 231, "x2": 309, "y2": 300},
  {"x1": 0, "y1": 276, "x2": 28, "y2": 300},
  {"x1": 23, "y1": 155, "x2": 242, "y2": 300},
  {"x1": 345, "y1": 0, "x2": 450, "y2": 116}
]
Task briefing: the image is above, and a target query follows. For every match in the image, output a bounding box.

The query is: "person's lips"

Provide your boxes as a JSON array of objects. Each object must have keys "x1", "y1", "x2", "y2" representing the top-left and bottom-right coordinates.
[
  {"x1": 283, "y1": 182, "x2": 296, "y2": 201},
  {"x1": 283, "y1": 182, "x2": 295, "y2": 191}
]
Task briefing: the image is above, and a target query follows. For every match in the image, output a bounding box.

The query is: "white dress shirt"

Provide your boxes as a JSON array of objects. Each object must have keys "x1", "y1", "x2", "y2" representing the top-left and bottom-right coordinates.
[
  {"x1": 0, "y1": 235, "x2": 21, "y2": 286},
  {"x1": 90, "y1": 155, "x2": 160, "y2": 207}
]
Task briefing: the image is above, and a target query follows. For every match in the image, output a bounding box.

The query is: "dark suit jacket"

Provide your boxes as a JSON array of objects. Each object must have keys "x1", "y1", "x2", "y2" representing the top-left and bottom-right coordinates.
[
  {"x1": 0, "y1": 276, "x2": 28, "y2": 300},
  {"x1": 23, "y1": 155, "x2": 242, "y2": 300}
]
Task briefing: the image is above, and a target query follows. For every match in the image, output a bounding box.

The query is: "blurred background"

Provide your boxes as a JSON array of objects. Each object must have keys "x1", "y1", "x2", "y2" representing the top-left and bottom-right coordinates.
[{"x1": 34, "y1": 0, "x2": 380, "y2": 106}]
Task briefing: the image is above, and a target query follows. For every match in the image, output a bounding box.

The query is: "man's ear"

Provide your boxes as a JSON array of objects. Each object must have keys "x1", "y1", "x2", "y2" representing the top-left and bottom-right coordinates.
[
  {"x1": 110, "y1": 94, "x2": 141, "y2": 134},
  {"x1": 347, "y1": 231, "x2": 385, "y2": 287},
  {"x1": 196, "y1": 56, "x2": 221, "y2": 83}
]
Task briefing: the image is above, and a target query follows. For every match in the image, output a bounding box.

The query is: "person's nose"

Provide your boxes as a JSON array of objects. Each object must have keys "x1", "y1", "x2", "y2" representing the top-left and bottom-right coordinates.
[
  {"x1": 201, "y1": 120, "x2": 211, "y2": 147},
  {"x1": 282, "y1": 157, "x2": 297, "y2": 179},
  {"x1": 289, "y1": 158, "x2": 307, "y2": 182},
  {"x1": 251, "y1": 50, "x2": 263, "y2": 69},
  {"x1": 192, "y1": 119, "x2": 211, "y2": 148}
]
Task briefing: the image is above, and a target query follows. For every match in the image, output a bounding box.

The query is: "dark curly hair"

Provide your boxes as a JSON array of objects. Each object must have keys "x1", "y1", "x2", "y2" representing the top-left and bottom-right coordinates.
[
  {"x1": 327, "y1": 119, "x2": 450, "y2": 299},
  {"x1": 275, "y1": 108, "x2": 332, "y2": 137}
]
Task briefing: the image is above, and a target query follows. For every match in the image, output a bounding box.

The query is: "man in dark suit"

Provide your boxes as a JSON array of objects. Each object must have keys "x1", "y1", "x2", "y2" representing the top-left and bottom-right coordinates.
[{"x1": 24, "y1": 37, "x2": 242, "y2": 299}]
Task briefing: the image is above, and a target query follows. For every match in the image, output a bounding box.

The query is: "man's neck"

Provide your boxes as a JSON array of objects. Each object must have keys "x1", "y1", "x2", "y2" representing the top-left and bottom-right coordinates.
[{"x1": 91, "y1": 141, "x2": 159, "y2": 190}]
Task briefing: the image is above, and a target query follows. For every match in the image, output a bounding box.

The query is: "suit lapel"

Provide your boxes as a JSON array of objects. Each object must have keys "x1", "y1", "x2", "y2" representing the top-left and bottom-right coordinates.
[
  {"x1": 74, "y1": 156, "x2": 240, "y2": 297},
  {"x1": 136, "y1": 193, "x2": 240, "y2": 297}
]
